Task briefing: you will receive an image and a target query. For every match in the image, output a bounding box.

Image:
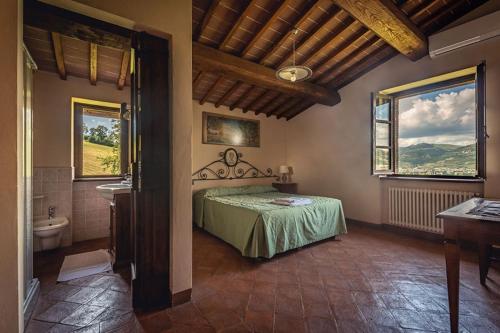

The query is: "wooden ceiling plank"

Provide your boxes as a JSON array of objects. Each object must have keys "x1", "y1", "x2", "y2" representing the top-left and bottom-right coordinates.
[
  {"x1": 240, "y1": 0, "x2": 295, "y2": 57},
  {"x1": 200, "y1": 75, "x2": 225, "y2": 105},
  {"x1": 332, "y1": 0, "x2": 427, "y2": 60},
  {"x1": 193, "y1": 71, "x2": 205, "y2": 91},
  {"x1": 215, "y1": 81, "x2": 243, "y2": 107},
  {"x1": 255, "y1": 92, "x2": 282, "y2": 115},
  {"x1": 230, "y1": 84, "x2": 254, "y2": 110},
  {"x1": 276, "y1": 7, "x2": 342, "y2": 68},
  {"x1": 317, "y1": 35, "x2": 379, "y2": 84},
  {"x1": 330, "y1": 45, "x2": 396, "y2": 89},
  {"x1": 243, "y1": 89, "x2": 271, "y2": 113},
  {"x1": 273, "y1": 98, "x2": 300, "y2": 118},
  {"x1": 117, "y1": 50, "x2": 130, "y2": 90},
  {"x1": 193, "y1": 42, "x2": 341, "y2": 106},
  {"x1": 194, "y1": 0, "x2": 222, "y2": 41},
  {"x1": 50, "y1": 32, "x2": 66, "y2": 80},
  {"x1": 257, "y1": 0, "x2": 319, "y2": 64},
  {"x1": 219, "y1": 0, "x2": 258, "y2": 51},
  {"x1": 89, "y1": 43, "x2": 98, "y2": 85},
  {"x1": 285, "y1": 100, "x2": 315, "y2": 120}
]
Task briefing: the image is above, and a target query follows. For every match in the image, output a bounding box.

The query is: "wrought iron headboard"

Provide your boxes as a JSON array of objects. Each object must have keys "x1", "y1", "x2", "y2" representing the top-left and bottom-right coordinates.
[{"x1": 192, "y1": 148, "x2": 279, "y2": 184}]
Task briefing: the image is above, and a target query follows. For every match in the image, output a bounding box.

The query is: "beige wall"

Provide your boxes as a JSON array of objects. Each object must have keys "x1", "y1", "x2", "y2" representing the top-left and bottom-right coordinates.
[
  {"x1": 69, "y1": 0, "x2": 193, "y2": 294},
  {"x1": 0, "y1": 0, "x2": 22, "y2": 331},
  {"x1": 287, "y1": 37, "x2": 500, "y2": 224},
  {"x1": 33, "y1": 70, "x2": 130, "y2": 168},
  {"x1": 192, "y1": 102, "x2": 287, "y2": 191}
]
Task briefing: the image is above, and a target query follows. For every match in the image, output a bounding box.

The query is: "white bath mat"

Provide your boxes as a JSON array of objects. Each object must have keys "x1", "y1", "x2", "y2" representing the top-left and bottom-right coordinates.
[{"x1": 57, "y1": 249, "x2": 112, "y2": 282}]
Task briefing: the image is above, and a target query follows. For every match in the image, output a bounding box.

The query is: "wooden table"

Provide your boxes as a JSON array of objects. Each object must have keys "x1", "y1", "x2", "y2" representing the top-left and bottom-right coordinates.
[{"x1": 437, "y1": 198, "x2": 500, "y2": 333}]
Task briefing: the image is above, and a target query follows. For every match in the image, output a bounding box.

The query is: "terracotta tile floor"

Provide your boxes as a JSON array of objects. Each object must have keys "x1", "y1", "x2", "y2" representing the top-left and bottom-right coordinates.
[{"x1": 28, "y1": 225, "x2": 500, "y2": 332}]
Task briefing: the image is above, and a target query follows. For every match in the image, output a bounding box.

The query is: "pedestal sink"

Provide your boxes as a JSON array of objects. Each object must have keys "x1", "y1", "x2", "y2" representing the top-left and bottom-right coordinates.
[{"x1": 96, "y1": 183, "x2": 132, "y2": 201}]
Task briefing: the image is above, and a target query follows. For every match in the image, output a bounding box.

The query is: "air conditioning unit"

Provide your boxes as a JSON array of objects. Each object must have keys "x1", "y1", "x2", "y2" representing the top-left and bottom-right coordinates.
[{"x1": 429, "y1": 10, "x2": 500, "y2": 58}]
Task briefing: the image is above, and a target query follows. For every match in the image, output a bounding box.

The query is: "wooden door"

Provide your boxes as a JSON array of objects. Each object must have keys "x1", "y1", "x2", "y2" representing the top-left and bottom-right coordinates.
[{"x1": 130, "y1": 31, "x2": 171, "y2": 310}]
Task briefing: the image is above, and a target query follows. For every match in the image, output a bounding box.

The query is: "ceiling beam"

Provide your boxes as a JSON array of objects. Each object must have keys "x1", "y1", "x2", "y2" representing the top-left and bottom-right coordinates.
[
  {"x1": 276, "y1": 7, "x2": 342, "y2": 68},
  {"x1": 117, "y1": 50, "x2": 130, "y2": 90},
  {"x1": 229, "y1": 84, "x2": 254, "y2": 110},
  {"x1": 50, "y1": 32, "x2": 66, "y2": 80},
  {"x1": 25, "y1": 0, "x2": 131, "y2": 50},
  {"x1": 193, "y1": 71, "x2": 205, "y2": 91},
  {"x1": 273, "y1": 98, "x2": 300, "y2": 118},
  {"x1": 193, "y1": 42, "x2": 341, "y2": 106},
  {"x1": 219, "y1": 0, "x2": 258, "y2": 52},
  {"x1": 256, "y1": 0, "x2": 319, "y2": 63},
  {"x1": 332, "y1": 0, "x2": 427, "y2": 60},
  {"x1": 243, "y1": 89, "x2": 270, "y2": 113},
  {"x1": 255, "y1": 92, "x2": 282, "y2": 115},
  {"x1": 215, "y1": 81, "x2": 243, "y2": 107},
  {"x1": 194, "y1": 0, "x2": 222, "y2": 41},
  {"x1": 200, "y1": 76, "x2": 225, "y2": 105},
  {"x1": 286, "y1": 100, "x2": 315, "y2": 120},
  {"x1": 89, "y1": 43, "x2": 98, "y2": 85},
  {"x1": 317, "y1": 36, "x2": 379, "y2": 84},
  {"x1": 240, "y1": 0, "x2": 295, "y2": 58}
]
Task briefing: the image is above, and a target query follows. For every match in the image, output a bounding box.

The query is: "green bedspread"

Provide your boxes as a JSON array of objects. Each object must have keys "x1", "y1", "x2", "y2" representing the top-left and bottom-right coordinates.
[{"x1": 194, "y1": 185, "x2": 347, "y2": 258}]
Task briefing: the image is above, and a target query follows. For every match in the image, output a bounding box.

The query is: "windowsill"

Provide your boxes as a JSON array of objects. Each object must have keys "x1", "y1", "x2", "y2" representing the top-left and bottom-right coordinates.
[
  {"x1": 73, "y1": 177, "x2": 124, "y2": 182},
  {"x1": 379, "y1": 175, "x2": 485, "y2": 183}
]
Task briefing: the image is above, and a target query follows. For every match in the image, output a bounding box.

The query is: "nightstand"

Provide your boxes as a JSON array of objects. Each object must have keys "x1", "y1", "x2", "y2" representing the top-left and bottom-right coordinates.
[{"x1": 272, "y1": 182, "x2": 298, "y2": 194}]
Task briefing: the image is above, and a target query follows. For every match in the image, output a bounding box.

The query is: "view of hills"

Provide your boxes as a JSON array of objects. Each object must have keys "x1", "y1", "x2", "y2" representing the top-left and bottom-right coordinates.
[{"x1": 398, "y1": 143, "x2": 476, "y2": 176}]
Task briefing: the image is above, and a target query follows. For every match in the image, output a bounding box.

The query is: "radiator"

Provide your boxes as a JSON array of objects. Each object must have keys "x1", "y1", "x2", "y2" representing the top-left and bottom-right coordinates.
[{"x1": 388, "y1": 187, "x2": 476, "y2": 234}]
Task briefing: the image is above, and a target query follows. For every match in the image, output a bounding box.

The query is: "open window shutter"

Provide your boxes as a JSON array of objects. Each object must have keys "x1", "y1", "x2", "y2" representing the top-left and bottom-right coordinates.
[
  {"x1": 371, "y1": 93, "x2": 395, "y2": 175},
  {"x1": 476, "y1": 62, "x2": 486, "y2": 179}
]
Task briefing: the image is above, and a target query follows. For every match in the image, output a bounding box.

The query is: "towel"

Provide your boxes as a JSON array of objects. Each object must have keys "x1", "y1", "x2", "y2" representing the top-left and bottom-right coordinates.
[{"x1": 272, "y1": 197, "x2": 313, "y2": 206}]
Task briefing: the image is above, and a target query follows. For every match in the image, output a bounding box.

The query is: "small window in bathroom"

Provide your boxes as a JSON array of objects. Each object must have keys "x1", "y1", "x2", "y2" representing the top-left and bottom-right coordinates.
[{"x1": 73, "y1": 99, "x2": 128, "y2": 179}]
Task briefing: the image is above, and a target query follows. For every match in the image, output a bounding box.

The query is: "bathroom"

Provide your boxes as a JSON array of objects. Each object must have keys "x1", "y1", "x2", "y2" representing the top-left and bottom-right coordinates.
[{"x1": 25, "y1": 22, "x2": 132, "y2": 298}]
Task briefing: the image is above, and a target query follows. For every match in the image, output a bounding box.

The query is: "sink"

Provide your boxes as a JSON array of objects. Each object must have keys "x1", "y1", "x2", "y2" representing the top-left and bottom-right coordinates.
[{"x1": 96, "y1": 183, "x2": 131, "y2": 201}]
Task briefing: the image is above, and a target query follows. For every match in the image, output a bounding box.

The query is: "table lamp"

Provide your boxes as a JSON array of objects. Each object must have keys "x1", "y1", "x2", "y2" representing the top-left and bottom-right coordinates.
[{"x1": 279, "y1": 165, "x2": 290, "y2": 183}]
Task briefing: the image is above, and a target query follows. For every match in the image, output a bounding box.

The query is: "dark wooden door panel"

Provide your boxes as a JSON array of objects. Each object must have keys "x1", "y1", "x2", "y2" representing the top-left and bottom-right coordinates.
[{"x1": 130, "y1": 31, "x2": 171, "y2": 311}]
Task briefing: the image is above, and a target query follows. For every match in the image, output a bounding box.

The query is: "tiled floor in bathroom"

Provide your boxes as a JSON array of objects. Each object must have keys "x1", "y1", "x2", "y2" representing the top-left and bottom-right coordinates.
[{"x1": 27, "y1": 225, "x2": 500, "y2": 332}]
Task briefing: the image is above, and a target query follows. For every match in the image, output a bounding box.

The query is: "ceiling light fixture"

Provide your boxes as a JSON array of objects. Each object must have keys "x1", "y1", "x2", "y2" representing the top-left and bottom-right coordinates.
[{"x1": 276, "y1": 28, "x2": 312, "y2": 83}]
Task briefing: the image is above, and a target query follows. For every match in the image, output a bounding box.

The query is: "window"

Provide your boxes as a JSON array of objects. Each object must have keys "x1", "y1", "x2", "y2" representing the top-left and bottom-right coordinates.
[
  {"x1": 73, "y1": 99, "x2": 128, "y2": 179},
  {"x1": 371, "y1": 64, "x2": 486, "y2": 179}
]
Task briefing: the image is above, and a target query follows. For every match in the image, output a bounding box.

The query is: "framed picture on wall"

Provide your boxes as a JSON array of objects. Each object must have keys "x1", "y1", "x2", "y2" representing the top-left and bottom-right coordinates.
[{"x1": 202, "y1": 112, "x2": 260, "y2": 147}]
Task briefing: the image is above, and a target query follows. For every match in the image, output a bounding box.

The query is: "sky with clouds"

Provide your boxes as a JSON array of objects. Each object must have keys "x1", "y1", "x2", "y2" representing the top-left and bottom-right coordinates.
[
  {"x1": 397, "y1": 82, "x2": 476, "y2": 147},
  {"x1": 83, "y1": 115, "x2": 115, "y2": 130}
]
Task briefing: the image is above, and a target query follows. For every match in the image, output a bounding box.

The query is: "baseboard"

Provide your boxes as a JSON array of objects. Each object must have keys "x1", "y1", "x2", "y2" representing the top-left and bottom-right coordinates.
[
  {"x1": 347, "y1": 218, "x2": 443, "y2": 243},
  {"x1": 23, "y1": 278, "x2": 40, "y2": 326},
  {"x1": 170, "y1": 288, "x2": 191, "y2": 307}
]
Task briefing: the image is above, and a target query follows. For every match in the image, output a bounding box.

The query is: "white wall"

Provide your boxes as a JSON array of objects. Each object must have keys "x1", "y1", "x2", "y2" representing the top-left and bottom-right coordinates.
[
  {"x1": 287, "y1": 36, "x2": 500, "y2": 224},
  {"x1": 33, "y1": 70, "x2": 130, "y2": 168},
  {"x1": 192, "y1": 102, "x2": 287, "y2": 191}
]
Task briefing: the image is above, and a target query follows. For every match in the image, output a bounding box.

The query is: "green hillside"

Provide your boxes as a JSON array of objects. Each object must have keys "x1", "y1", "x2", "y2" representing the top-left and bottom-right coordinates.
[
  {"x1": 83, "y1": 140, "x2": 118, "y2": 175},
  {"x1": 398, "y1": 143, "x2": 476, "y2": 176}
]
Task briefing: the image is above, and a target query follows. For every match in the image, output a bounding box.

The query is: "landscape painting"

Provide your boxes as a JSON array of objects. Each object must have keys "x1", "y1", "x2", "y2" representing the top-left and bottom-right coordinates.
[{"x1": 203, "y1": 112, "x2": 260, "y2": 147}]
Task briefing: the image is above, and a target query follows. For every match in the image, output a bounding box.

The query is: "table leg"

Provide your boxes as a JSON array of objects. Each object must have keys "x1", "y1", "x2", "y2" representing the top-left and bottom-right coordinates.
[
  {"x1": 445, "y1": 240, "x2": 460, "y2": 333},
  {"x1": 478, "y1": 242, "x2": 492, "y2": 286}
]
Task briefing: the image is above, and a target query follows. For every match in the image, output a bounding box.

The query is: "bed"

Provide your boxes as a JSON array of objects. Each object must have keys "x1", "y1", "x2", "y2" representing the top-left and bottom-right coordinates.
[{"x1": 193, "y1": 185, "x2": 347, "y2": 258}]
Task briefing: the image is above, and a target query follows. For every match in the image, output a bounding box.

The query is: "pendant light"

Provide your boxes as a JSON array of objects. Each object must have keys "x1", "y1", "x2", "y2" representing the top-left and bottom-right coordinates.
[{"x1": 276, "y1": 28, "x2": 312, "y2": 83}]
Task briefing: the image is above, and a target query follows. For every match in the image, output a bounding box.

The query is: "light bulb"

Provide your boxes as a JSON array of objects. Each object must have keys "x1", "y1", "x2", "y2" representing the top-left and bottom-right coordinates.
[{"x1": 290, "y1": 72, "x2": 296, "y2": 82}]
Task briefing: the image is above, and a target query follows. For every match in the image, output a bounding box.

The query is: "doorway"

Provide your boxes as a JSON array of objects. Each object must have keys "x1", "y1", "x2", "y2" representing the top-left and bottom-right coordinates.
[{"x1": 23, "y1": 0, "x2": 172, "y2": 328}]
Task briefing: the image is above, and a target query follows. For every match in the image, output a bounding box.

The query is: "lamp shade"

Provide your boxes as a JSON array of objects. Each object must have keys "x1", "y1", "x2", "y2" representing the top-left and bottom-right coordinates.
[{"x1": 279, "y1": 165, "x2": 290, "y2": 174}]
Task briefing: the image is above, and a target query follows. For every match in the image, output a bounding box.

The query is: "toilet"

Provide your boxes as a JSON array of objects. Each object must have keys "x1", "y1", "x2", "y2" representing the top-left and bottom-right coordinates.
[{"x1": 33, "y1": 217, "x2": 69, "y2": 251}]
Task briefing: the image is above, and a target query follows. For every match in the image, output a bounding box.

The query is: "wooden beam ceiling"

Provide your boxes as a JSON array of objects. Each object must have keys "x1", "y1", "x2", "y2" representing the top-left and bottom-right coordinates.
[
  {"x1": 215, "y1": 81, "x2": 242, "y2": 107},
  {"x1": 193, "y1": 42, "x2": 341, "y2": 106},
  {"x1": 200, "y1": 76, "x2": 225, "y2": 105},
  {"x1": 25, "y1": 0, "x2": 131, "y2": 50},
  {"x1": 89, "y1": 43, "x2": 98, "y2": 85},
  {"x1": 332, "y1": 0, "x2": 427, "y2": 61},
  {"x1": 194, "y1": 0, "x2": 222, "y2": 41},
  {"x1": 50, "y1": 32, "x2": 66, "y2": 80}
]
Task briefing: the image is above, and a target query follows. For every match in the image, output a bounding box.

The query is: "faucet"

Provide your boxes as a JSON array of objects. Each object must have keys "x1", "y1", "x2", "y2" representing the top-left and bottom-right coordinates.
[
  {"x1": 48, "y1": 206, "x2": 56, "y2": 219},
  {"x1": 122, "y1": 173, "x2": 132, "y2": 185}
]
